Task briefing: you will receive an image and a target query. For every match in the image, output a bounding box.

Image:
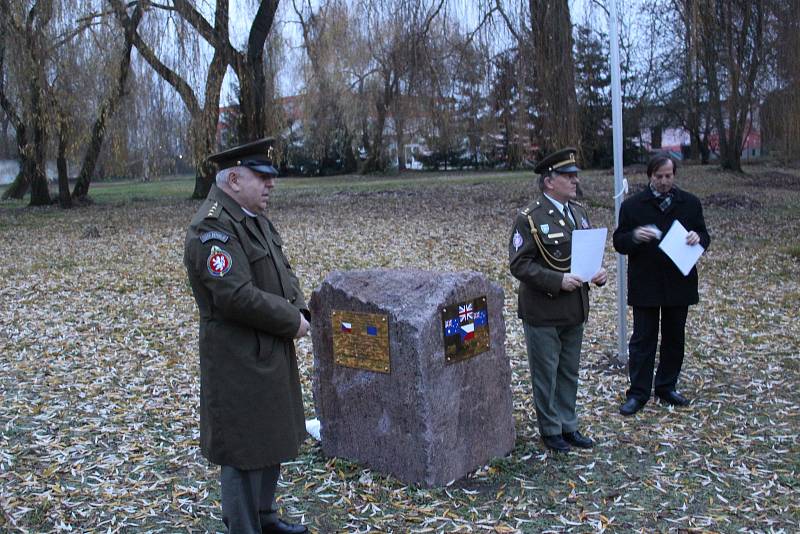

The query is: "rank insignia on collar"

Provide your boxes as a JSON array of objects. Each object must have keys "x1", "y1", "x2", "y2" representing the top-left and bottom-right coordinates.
[
  {"x1": 581, "y1": 217, "x2": 590, "y2": 229},
  {"x1": 207, "y1": 246, "x2": 232, "y2": 278},
  {"x1": 513, "y1": 230, "x2": 523, "y2": 251},
  {"x1": 540, "y1": 224, "x2": 550, "y2": 234}
]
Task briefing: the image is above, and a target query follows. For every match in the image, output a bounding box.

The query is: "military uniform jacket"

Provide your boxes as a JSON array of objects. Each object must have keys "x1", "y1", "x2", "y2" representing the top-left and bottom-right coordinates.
[
  {"x1": 509, "y1": 196, "x2": 593, "y2": 326},
  {"x1": 613, "y1": 186, "x2": 710, "y2": 307},
  {"x1": 184, "y1": 185, "x2": 309, "y2": 470}
]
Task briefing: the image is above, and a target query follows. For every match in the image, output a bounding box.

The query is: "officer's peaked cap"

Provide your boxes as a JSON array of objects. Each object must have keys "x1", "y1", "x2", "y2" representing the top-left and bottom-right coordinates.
[
  {"x1": 534, "y1": 147, "x2": 580, "y2": 175},
  {"x1": 207, "y1": 138, "x2": 278, "y2": 176}
]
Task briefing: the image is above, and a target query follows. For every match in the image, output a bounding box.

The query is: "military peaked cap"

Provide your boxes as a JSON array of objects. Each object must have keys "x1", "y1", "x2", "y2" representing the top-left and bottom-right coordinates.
[
  {"x1": 207, "y1": 138, "x2": 278, "y2": 175},
  {"x1": 534, "y1": 147, "x2": 580, "y2": 175}
]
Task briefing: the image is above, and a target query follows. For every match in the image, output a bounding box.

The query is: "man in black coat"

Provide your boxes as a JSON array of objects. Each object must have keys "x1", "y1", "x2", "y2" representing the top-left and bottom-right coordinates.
[{"x1": 613, "y1": 154, "x2": 710, "y2": 416}]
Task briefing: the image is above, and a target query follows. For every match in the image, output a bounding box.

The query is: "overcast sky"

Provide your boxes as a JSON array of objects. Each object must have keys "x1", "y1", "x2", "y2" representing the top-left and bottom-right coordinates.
[{"x1": 215, "y1": 0, "x2": 634, "y2": 100}]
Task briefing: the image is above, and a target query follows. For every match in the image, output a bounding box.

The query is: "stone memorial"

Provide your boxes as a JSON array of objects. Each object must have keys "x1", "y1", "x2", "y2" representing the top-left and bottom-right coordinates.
[{"x1": 309, "y1": 269, "x2": 515, "y2": 487}]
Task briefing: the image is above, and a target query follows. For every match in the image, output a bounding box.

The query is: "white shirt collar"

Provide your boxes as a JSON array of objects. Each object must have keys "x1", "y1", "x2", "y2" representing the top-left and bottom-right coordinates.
[
  {"x1": 241, "y1": 207, "x2": 257, "y2": 217},
  {"x1": 544, "y1": 193, "x2": 575, "y2": 225}
]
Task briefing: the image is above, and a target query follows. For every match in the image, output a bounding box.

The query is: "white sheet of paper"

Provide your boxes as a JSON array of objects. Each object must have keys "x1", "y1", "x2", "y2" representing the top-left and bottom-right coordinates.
[
  {"x1": 658, "y1": 220, "x2": 705, "y2": 276},
  {"x1": 570, "y1": 228, "x2": 607, "y2": 282}
]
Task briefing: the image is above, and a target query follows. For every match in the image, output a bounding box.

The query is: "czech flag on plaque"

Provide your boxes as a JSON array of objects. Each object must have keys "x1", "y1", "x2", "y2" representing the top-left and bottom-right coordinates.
[
  {"x1": 460, "y1": 322, "x2": 475, "y2": 341},
  {"x1": 341, "y1": 321, "x2": 352, "y2": 333}
]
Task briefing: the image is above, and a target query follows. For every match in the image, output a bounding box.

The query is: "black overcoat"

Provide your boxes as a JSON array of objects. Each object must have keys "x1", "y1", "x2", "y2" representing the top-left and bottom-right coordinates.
[
  {"x1": 184, "y1": 185, "x2": 309, "y2": 470},
  {"x1": 613, "y1": 186, "x2": 710, "y2": 307}
]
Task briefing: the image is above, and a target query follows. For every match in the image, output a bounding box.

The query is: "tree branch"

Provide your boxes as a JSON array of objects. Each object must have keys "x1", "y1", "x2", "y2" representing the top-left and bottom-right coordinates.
[
  {"x1": 109, "y1": 0, "x2": 201, "y2": 117},
  {"x1": 494, "y1": 0, "x2": 520, "y2": 42}
]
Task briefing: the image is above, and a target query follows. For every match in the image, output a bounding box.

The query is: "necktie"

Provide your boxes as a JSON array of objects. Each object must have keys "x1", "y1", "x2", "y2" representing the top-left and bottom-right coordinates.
[{"x1": 563, "y1": 205, "x2": 575, "y2": 229}]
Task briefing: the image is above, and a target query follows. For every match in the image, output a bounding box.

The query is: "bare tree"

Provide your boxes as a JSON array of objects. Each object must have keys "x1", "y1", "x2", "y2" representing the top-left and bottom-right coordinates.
[
  {"x1": 694, "y1": 0, "x2": 766, "y2": 171},
  {"x1": 136, "y1": 0, "x2": 284, "y2": 197},
  {"x1": 0, "y1": 0, "x2": 145, "y2": 206},
  {"x1": 292, "y1": 0, "x2": 359, "y2": 173},
  {"x1": 0, "y1": 0, "x2": 55, "y2": 205},
  {"x1": 355, "y1": 0, "x2": 446, "y2": 173}
]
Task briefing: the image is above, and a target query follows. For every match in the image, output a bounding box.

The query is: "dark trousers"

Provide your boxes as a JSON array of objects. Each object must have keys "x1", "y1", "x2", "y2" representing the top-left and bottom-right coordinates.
[
  {"x1": 523, "y1": 321, "x2": 584, "y2": 436},
  {"x1": 221, "y1": 464, "x2": 280, "y2": 534},
  {"x1": 627, "y1": 306, "x2": 689, "y2": 402}
]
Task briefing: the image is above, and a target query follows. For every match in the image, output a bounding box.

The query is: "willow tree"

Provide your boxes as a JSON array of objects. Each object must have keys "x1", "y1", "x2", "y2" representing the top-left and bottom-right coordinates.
[
  {"x1": 0, "y1": 0, "x2": 55, "y2": 205},
  {"x1": 292, "y1": 0, "x2": 361, "y2": 174},
  {"x1": 0, "y1": 0, "x2": 143, "y2": 206},
  {"x1": 494, "y1": 0, "x2": 580, "y2": 153},
  {"x1": 70, "y1": 0, "x2": 142, "y2": 202},
  {"x1": 134, "y1": 0, "x2": 283, "y2": 198},
  {"x1": 355, "y1": 0, "x2": 446, "y2": 173}
]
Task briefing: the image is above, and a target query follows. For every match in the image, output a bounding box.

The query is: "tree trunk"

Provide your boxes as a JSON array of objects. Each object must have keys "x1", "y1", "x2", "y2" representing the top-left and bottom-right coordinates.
[
  {"x1": 395, "y1": 112, "x2": 407, "y2": 172},
  {"x1": 343, "y1": 131, "x2": 357, "y2": 173},
  {"x1": 0, "y1": 124, "x2": 30, "y2": 200},
  {"x1": 72, "y1": 4, "x2": 142, "y2": 201},
  {"x1": 122, "y1": 0, "x2": 225, "y2": 200},
  {"x1": 191, "y1": 48, "x2": 227, "y2": 198},
  {"x1": 190, "y1": 120, "x2": 218, "y2": 199},
  {"x1": 530, "y1": 0, "x2": 579, "y2": 151},
  {"x1": 2, "y1": 167, "x2": 30, "y2": 199},
  {"x1": 234, "y1": 0, "x2": 278, "y2": 141},
  {"x1": 363, "y1": 100, "x2": 388, "y2": 173},
  {"x1": 28, "y1": 80, "x2": 50, "y2": 206},
  {"x1": 56, "y1": 117, "x2": 71, "y2": 209}
]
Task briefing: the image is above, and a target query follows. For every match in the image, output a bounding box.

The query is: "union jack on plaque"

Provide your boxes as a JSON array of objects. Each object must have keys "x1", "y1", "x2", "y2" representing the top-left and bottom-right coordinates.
[
  {"x1": 441, "y1": 296, "x2": 490, "y2": 363},
  {"x1": 458, "y1": 303, "x2": 474, "y2": 323}
]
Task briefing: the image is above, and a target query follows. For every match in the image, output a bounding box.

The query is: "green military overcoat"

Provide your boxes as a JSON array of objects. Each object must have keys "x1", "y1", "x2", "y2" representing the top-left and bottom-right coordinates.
[
  {"x1": 509, "y1": 196, "x2": 591, "y2": 326},
  {"x1": 184, "y1": 185, "x2": 309, "y2": 470}
]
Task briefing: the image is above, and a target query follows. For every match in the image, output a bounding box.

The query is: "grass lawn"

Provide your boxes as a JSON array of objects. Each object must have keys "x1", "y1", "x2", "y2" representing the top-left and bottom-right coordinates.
[{"x1": 0, "y1": 164, "x2": 798, "y2": 532}]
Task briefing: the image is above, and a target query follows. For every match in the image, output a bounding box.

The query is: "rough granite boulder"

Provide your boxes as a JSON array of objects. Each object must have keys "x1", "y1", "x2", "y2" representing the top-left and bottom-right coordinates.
[{"x1": 310, "y1": 269, "x2": 515, "y2": 488}]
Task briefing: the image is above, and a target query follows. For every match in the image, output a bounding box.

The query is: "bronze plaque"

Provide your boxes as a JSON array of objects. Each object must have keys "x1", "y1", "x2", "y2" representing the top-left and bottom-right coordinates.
[
  {"x1": 332, "y1": 310, "x2": 390, "y2": 373},
  {"x1": 441, "y1": 296, "x2": 490, "y2": 363}
]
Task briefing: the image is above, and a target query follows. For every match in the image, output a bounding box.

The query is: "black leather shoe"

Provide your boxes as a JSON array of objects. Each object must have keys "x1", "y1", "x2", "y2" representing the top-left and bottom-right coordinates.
[
  {"x1": 657, "y1": 390, "x2": 689, "y2": 406},
  {"x1": 619, "y1": 397, "x2": 645, "y2": 416},
  {"x1": 542, "y1": 434, "x2": 571, "y2": 453},
  {"x1": 562, "y1": 430, "x2": 593, "y2": 449},
  {"x1": 261, "y1": 517, "x2": 308, "y2": 534}
]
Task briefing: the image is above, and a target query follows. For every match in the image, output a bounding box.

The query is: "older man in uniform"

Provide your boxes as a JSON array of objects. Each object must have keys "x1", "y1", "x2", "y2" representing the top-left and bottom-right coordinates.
[
  {"x1": 184, "y1": 139, "x2": 310, "y2": 534},
  {"x1": 509, "y1": 148, "x2": 607, "y2": 453}
]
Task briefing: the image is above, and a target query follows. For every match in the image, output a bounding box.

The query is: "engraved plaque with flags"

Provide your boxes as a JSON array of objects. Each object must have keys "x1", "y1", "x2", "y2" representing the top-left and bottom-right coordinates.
[
  {"x1": 332, "y1": 310, "x2": 390, "y2": 373},
  {"x1": 441, "y1": 296, "x2": 490, "y2": 363}
]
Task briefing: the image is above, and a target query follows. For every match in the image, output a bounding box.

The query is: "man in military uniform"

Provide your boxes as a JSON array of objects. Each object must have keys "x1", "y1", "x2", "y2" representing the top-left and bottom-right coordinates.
[
  {"x1": 184, "y1": 139, "x2": 310, "y2": 534},
  {"x1": 509, "y1": 147, "x2": 607, "y2": 453}
]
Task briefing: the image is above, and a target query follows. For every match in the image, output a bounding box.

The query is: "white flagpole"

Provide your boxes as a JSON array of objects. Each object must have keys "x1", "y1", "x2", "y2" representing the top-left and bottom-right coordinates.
[{"x1": 608, "y1": 0, "x2": 628, "y2": 362}]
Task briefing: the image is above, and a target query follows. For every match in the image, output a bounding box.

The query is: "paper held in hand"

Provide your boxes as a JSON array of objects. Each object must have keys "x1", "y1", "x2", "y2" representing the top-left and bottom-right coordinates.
[
  {"x1": 658, "y1": 220, "x2": 705, "y2": 276},
  {"x1": 569, "y1": 228, "x2": 607, "y2": 282}
]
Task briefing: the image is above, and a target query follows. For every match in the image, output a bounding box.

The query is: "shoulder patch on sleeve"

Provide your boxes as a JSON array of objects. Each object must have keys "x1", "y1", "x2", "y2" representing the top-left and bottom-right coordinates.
[
  {"x1": 199, "y1": 230, "x2": 230, "y2": 244},
  {"x1": 512, "y1": 229, "x2": 524, "y2": 251},
  {"x1": 207, "y1": 246, "x2": 232, "y2": 277}
]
